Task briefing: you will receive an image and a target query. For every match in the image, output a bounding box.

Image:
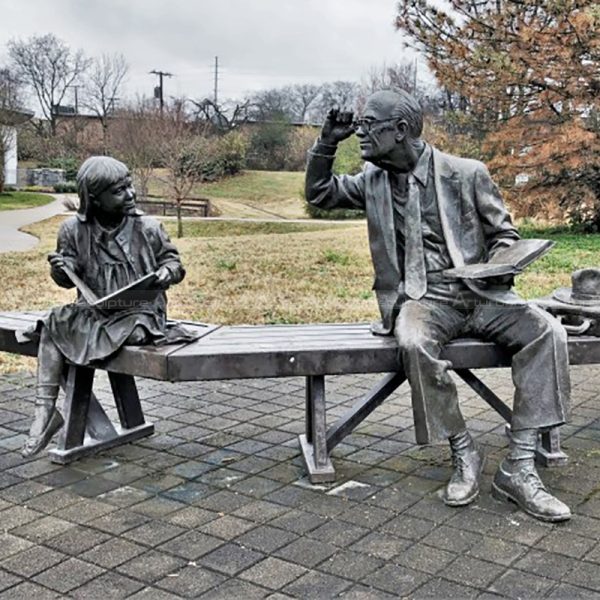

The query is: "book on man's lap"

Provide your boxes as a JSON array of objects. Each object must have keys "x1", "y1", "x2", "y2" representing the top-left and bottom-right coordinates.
[{"x1": 443, "y1": 238, "x2": 554, "y2": 279}]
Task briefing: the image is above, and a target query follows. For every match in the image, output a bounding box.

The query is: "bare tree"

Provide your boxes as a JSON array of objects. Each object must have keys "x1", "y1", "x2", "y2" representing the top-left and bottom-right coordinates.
[
  {"x1": 0, "y1": 68, "x2": 26, "y2": 192},
  {"x1": 356, "y1": 61, "x2": 442, "y2": 114},
  {"x1": 8, "y1": 33, "x2": 90, "y2": 136},
  {"x1": 84, "y1": 53, "x2": 129, "y2": 152},
  {"x1": 110, "y1": 97, "x2": 162, "y2": 201},
  {"x1": 156, "y1": 101, "x2": 210, "y2": 238},
  {"x1": 282, "y1": 84, "x2": 322, "y2": 123},
  {"x1": 312, "y1": 81, "x2": 360, "y2": 122},
  {"x1": 190, "y1": 97, "x2": 251, "y2": 132}
]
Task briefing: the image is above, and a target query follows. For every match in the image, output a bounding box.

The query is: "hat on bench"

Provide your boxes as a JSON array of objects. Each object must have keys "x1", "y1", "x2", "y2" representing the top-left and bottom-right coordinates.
[{"x1": 553, "y1": 268, "x2": 600, "y2": 306}]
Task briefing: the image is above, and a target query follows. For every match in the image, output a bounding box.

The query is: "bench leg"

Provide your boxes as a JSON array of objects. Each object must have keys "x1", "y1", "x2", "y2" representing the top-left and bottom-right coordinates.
[
  {"x1": 536, "y1": 426, "x2": 568, "y2": 467},
  {"x1": 299, "y1": 375, "x2": 336, "y2": 484},
  {"x1": 48, "y1": 367, "x2": 154, "y2": 464}
]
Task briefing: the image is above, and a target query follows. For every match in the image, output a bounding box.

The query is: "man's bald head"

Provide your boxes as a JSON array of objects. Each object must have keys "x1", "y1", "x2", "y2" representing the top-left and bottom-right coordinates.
[{"x1": 365, "y1": 90, "x2": 424, "y2": 139}]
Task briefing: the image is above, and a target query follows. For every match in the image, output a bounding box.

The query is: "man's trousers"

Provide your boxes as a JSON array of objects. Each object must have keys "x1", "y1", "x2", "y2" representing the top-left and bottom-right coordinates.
[{"x1": 394, "y1": 296, "x2": 571, "y2": 444}]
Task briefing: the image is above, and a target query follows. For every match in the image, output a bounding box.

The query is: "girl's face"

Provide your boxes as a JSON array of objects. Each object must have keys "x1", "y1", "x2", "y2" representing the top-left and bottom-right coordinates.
[{"x1": 93, "y1": 176, "x2": 136, "y2": 216}]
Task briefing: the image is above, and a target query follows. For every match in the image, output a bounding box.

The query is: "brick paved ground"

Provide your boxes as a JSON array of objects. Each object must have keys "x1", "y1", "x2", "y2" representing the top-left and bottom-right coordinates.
[{"x1": 0, "y1": 365, "x2": 599, "y2": 599}]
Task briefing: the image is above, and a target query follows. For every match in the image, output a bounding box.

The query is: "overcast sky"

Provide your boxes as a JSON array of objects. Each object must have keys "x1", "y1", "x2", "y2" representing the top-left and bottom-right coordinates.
[{"x1": 0, "y1": 0, "x2": 424, "y2": 108}]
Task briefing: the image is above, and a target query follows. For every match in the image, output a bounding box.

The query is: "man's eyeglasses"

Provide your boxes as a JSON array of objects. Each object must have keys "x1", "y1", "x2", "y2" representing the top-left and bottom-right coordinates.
[{"x1": 353, "y1": 117, "x2": 398, "y2": 133}]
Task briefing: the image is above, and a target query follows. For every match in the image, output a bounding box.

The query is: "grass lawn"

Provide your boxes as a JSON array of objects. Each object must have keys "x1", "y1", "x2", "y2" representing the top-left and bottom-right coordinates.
[
  {"x1": 148, "y1": 170, "x2": 307, "y2": 219},
  {"x1": 0, "y1": 191, "x2": 54, "y2": 211},
  {"x1": 0, "y1": 217, "x2": 598, "y2": 373}
]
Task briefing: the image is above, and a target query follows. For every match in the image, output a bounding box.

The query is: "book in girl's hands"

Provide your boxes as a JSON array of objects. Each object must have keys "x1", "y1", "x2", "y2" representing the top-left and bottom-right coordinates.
[
  {"x1": 443, "y1": 239, "x2": 555, "y2": 280},
  {"x1": 62, "y1": 266, "x2": 160, "y2": 311}
]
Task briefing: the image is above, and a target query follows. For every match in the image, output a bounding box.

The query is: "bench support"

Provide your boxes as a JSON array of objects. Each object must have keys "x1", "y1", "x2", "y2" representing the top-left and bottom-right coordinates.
[
  {"x1": 300, "y1": 372, "x2": 406, "y2": 484},
  {"x1": 48, "y1": 366, "x2": 154, "y2": 464},
  {"x1": 455, "y1": 368, "x2": 567, "y2": 467},
  {"x1": 299, "y1": 375, "x2": 335, "y2": 483}
]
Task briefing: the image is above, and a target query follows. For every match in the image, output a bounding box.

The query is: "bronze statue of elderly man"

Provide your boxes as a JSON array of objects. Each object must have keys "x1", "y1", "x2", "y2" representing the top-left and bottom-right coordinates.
[{"x1": 305, "y1": 89, "x2": 571, "y2": 522}]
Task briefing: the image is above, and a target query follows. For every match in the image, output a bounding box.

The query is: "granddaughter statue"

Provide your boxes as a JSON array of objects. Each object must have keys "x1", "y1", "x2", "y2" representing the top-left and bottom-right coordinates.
[{"x1": 22, "y1": 156, "x2": 197, "y2": 457}]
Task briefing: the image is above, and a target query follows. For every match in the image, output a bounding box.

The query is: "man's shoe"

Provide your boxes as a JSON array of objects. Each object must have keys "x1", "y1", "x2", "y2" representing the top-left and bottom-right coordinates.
[
  {"x1": 443, "y1": 443, "x2": 485, "y2": 506},
  {"x1": 492, "y1": 459, "x2": 571, "y2": 522},
  {"x1": 22, "y1": 409, "x2": 64, "y2": 458}
]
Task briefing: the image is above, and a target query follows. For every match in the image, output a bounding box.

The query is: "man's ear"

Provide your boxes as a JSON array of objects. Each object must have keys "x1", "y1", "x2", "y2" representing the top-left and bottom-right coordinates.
[{"x1": 395, "y1": 120, "x2": 409, "y2": 142}]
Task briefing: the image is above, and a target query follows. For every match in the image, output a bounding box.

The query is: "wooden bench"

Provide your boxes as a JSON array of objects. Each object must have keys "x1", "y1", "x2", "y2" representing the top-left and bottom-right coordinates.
[{"x1": 1, "y1": 311, "x2": 598, "y2": 482}]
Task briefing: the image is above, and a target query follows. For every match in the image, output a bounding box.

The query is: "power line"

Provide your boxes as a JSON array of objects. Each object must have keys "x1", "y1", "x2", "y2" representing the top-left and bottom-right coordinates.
[{"x1": 149, "y1": 69, "x2": 173, "y2": 113}]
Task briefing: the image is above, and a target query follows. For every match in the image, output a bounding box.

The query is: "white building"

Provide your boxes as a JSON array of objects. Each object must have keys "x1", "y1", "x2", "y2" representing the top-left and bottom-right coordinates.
[{"x1": 1, "y1": 109, "x2": 33, "y2": 186}]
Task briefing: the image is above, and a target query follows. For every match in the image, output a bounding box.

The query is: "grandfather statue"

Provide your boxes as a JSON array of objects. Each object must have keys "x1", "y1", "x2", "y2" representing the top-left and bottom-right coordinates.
[
  {"x1": 305, "y1": 90, "x2": 571, "y2": 522},
  {"x1": 22, "y1": 156, "x2": 197, "y2": 457}
]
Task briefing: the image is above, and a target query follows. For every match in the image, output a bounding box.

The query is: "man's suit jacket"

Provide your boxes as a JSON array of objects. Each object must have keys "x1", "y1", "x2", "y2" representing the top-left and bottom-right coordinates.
[{"x1": 305, "y1": 142, "x2": 522, "y2": 334}]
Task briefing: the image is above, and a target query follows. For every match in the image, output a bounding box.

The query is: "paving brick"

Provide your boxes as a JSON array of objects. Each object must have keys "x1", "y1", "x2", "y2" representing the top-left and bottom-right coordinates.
[
  {"x1": 234, "y1": 525, "x2": 297, "y2": 554},
  {"x1": 467, "y1": 535, "x2": 528, "y2": 566},
  {"x1": 0, "y1": 533, "x2": 33, "y2": 560},
  {"x1": 32, "y1": 557, "x2": 105, "y2": 594},
  {"x1": 155, "y1": 564, "x2": 226, "y2": 598},
  {"x1": 0, "y1": 545, "x2": 67, "y2": 577},
  {"x1": 11, "y1": 515, "x2": 75, "y2": 543},
  {"x1": 394, "y1": 542, "x2": 456, "y2": 575},
  {"x1": 513, "y1": 549, "x2": 578, "y2": 581},
  {"x1": 283, "y1": 569, "x2": 352, "y2": 599},
  {"x1": 123, "y1": 520, "x2": 187, "y2": 547},
  {"x1": 240, "y1": 557, "x2": 307, "y2": 590},
  {"x1": 338, "y1": 585, "x2": 398, "y2": 599},
  {"x1": 164, "y1": 506, "x2": 219, "y2": 529},
  {"x1": 547, "y1": 582, "x2": 600, "y2": 599},
  {"x1": 70, "y1": 571, "x2": 145, "y2": 599},
  {"x1": 44, "y1": 524, "x2": 111, "y2": 555},
  {"x1": 274, "y1": 537, "x2": 338, "y2": 568},
  {"x1": 307, "y1": 519, "x2": 370, "y2": 547},
  {"x1": 438, "y1": 555, "x2": 506, "y2": 589},
  {"x1": 488, "y1": 568, "x2": 556, "y2": 598},
  {"x1": 80, "y1": 537, "x2": 146, "y2": 568},
  {"x1": 0, "y1": 581, "x2": 61, "y2": 599},
  {"x1": 87, "y1": 508, "x2": 151, "y2": 534},
  {"x1": 199, "y1": 542, "x2": 264, "y2": 575},
  {"x1": 198, "y1": 515, "x2": 256, "y2": 540},
  {"x1": 411, "y1": 577, "x2": 480, "y2": 599},
  {"x1": 0, "y1": 568, "x2": 21, "y2": 593},
  {"x1": 350, "y1": 531, "x2": 412, "y2": 561},
  {"x1": 116, "y1": 550, "x2": 187, "y2": 584},
  {"x1": 157, "y1": 531, "x2": 223, "y2": 560},
  {"x1": 362, "y1": 563, "x2": 429, "y2": 596}
]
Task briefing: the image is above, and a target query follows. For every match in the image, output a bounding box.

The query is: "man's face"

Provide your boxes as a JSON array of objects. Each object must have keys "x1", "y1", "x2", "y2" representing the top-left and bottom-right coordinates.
[
  {"x1": 93, "y1": 176, "x2": 136, "y2": 216},
  {"x1": 355, "y1": 100, "x2": 400, "y2": 162}
]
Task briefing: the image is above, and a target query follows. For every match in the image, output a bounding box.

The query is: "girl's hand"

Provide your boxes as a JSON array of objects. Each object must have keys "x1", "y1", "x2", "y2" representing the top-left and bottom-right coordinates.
[{"x1": 155, "y1": 266, "x2": 172, "y2": 288}]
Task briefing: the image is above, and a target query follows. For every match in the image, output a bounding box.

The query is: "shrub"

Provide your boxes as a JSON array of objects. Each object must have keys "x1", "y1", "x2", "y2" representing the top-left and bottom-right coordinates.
[
  {"x1": 53, "y1": 181, "x2": 78, "y2": 193},
  {"x1": 196, "y1": 131, "x2": 248, "y2": 181},
  {"x1": 41, "y1": 157, "x2": 79, "y2": 181},
  {"x1": 305, "y1": 202, "x2": 365, "y2": 220}
]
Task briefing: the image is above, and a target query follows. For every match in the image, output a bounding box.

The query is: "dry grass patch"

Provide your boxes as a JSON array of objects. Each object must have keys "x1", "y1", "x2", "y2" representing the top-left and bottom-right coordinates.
[{"x1": 148, "y1": 170, "x2": 307, "y2": 219}]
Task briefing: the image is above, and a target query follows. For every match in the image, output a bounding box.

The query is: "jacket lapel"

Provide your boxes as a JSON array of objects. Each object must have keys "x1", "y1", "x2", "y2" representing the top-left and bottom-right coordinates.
[{"x1": 432, "y1": 148, "x2": 464, "y2": 267}]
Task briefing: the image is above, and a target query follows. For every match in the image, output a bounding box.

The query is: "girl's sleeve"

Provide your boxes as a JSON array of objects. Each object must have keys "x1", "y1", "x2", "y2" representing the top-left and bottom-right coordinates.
[{"x1": 153, "y1": 222, "x2": 186, "y2": 284}]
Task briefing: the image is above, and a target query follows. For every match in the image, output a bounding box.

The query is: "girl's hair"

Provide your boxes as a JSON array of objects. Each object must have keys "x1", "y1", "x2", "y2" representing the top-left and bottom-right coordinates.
[{"x1": 76, "y1": 156, "x2": 130, "y2": 221}]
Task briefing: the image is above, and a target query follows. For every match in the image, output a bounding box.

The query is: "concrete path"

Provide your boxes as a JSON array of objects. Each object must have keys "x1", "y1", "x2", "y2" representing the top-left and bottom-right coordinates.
[{"x1": 0, "y1": 195, "x2": 68, "y2": 253}]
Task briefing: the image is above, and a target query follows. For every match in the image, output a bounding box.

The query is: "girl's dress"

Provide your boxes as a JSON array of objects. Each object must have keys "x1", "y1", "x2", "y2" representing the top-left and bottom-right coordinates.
[{"x1": 37, "y1": 213, "x2": 197, "y2": 364}]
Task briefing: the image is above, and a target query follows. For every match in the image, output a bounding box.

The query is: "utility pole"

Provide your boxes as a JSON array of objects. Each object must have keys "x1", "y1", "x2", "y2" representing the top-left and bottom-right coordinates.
[
  {"x1": 213, "y1": 56, "x2": 219, "y2": 105},
  {"x1": 69, "y1": 84, "x2": 81, "y2": 113},
  {"x1": 150, "y1": 69, "x2": 173, "y2": 113}
]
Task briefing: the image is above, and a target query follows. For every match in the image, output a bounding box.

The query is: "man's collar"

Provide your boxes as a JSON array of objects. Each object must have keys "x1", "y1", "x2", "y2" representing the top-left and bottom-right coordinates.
[{"x1": 411, "y1": 143, "x2": 432, "y2": 186}]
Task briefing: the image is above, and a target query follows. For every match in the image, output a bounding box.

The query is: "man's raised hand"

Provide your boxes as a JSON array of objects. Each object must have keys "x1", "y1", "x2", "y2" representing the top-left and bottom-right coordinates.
[{"x1": 320, "y1": 108, "x2": 355, "y2": 146}]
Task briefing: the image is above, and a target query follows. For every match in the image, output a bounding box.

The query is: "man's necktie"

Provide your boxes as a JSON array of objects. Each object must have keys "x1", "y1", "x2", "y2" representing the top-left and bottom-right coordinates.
[{"x1": 404, "y1": 174, "x2": 427, "y2": 300}]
